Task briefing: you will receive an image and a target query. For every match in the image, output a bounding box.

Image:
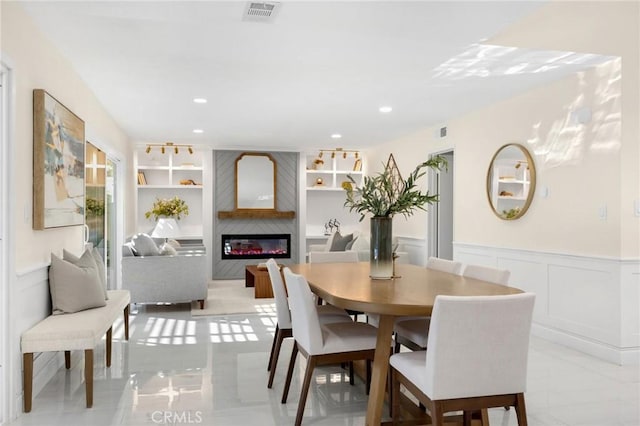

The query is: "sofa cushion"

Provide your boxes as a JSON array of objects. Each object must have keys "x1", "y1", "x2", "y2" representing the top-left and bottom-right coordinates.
[
  {"x1": 49, "y1": 253, "x2": 106, "y2": 315},
  {"x1": 131, "y1": 233, "x2": 160, "y2": 256},
  {"x1": 330, "y1": 232, "x2": 353, "y2": 251}
]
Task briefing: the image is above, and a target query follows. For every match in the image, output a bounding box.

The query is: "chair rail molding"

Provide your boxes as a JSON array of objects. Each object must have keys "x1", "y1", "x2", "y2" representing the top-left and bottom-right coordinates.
[{"x1": 453, "y1": 242, "x2": 640, "y2": 365}]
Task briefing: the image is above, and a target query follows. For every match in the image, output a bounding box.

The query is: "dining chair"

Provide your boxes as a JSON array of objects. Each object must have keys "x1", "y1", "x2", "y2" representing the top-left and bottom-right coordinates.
[
  {"x1": 308, "y1": 250, "x2": 363, "y2": 321},
  {"x1": 392, "y1": 257, "x2": 464, "y2": 352},
  {"x1": 265, "y1": 259, "x2": 352, "y2": 389},
  {"x1": 281, "y1": 267, "x2": 379, "y2": 426},
  {"x1": 390, "y1": 293, "x2": 535, "y2": 426},
  {"x1": 462, "y1": 263, "x2": 510, "y2": 285}
]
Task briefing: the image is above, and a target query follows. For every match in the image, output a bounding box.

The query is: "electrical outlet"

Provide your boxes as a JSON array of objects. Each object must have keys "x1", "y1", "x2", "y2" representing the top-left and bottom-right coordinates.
[{"x1": 598, "y1": 205, "x2": 607, "y2": 220}]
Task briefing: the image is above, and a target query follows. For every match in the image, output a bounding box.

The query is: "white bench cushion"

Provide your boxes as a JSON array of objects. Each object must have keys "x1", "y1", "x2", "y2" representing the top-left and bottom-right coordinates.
[{"x1": 21, "y1": 290, "x2": 130, "y2": 354}]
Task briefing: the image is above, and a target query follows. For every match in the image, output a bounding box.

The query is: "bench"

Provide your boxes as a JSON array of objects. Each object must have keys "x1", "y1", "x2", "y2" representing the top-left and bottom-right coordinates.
[{"x1": 21, "y1": 289, "x2": 131, "y2": 412}]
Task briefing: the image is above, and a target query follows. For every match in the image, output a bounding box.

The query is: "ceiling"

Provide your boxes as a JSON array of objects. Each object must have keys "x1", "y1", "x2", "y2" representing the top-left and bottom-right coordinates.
[{"x1": 20, "y1": 1, "x2": 611, "y2": 151}]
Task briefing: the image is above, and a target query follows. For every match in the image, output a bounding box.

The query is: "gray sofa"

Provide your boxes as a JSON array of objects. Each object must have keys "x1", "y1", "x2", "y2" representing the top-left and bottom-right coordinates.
[{"x1": 122, "y1": 237, "x2": 208, "y2": 308}]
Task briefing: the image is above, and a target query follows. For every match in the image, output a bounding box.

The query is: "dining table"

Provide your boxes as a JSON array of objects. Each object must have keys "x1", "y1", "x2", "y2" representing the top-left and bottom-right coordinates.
[{"x1": 287, "y1": 261, "x2": 523, "y2": 426}]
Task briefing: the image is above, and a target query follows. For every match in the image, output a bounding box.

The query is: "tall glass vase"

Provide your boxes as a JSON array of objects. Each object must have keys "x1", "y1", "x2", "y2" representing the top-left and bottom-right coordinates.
[{"x1": 370, "y1": 216, "x2": 393, "y2": 279}]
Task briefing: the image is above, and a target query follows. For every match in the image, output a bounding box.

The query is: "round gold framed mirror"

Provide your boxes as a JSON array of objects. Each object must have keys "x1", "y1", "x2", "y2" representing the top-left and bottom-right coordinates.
[{"x1": 486, "y1": 143, "x2": 536, "y2": 220}]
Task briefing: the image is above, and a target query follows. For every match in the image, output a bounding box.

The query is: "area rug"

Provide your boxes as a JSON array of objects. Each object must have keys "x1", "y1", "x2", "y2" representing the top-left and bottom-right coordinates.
[{"x1": 191, "y1": 279, "x2": 276, "y2": 316}]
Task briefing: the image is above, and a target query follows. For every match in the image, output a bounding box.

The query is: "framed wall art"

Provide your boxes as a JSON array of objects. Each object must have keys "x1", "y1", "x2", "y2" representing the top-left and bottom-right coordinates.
[{"x1": 33, "y1": 89, "x2": 85, "y2": 229}]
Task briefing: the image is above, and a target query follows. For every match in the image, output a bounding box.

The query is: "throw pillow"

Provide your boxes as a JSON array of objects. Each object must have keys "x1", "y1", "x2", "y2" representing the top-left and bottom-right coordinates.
[
  {"x1": 160, "y1": 242, "x2": 177, "y2": 256},
  {"x1": 167, "y1": 239, "x2": 181, "y2": 249},
  {"x1": 345, "y1": 237, "x2": 357, "y2": 251},
  {"x1": 49, "y1": 253, "x2": 106, "y2": 315},
  {"x1": 122, "y1": 242, "x2": 136, "y2": 257},
  {"x1": 91, "y1": 248, "x2": 109, "y2": 300},
  {"x1": 62, "y1": 248, "x2": 108, "y2": 300},
  {"x1": 351, "y1": 234, "x2": 370, "y2": 252},
  {"x1": 131, "y1": 233, "x2": 160, "y2": 256},
  {"x1": 329, "y1": 232, "x2": 354, "y2": 251}
]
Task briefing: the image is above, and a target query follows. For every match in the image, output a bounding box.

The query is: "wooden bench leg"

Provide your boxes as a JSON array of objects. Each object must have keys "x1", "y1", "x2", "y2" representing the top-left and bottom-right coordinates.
[
  {"x1": 23, "y1": 353, "x2": 33, "y2": 413},
  {"x1": 106, "y1": 326, "x2": 112, "y2": 368},
  {"x1": 124, "y1": 305, "x2": 130, "y2": 341},
  {"x1": 65, "y1": 351, "x2": 71, "y2": 369},
  {"x1": 198, "y1": 299, "x2": 205, "y2": 309},
  {"x1": 84, "y1": 349, "x2": 93, "y2": 408}
]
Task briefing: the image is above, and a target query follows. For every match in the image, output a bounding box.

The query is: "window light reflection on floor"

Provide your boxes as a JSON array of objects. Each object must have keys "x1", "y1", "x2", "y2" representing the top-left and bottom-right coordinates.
[
  {"x1": 141, "y1": 316, "x2": 198, "y2": 346},
  {"x1": 209, "y1": 318, "x2": 259, "y2": 343}
]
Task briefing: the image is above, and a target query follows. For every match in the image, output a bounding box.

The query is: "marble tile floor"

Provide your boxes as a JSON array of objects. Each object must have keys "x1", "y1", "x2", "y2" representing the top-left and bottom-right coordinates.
[{"x1": 8, "y1": 303, "x2": 639, "y2": 426}]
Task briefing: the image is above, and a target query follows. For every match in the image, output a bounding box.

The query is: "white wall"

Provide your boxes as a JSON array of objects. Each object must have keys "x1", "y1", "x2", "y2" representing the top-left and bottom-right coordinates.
[
  {"x1": 1, "y1": 3, "x2": 132, "y2": 420},
  {"x1": 367, "y1": 1, "x2": 639, "y2": 363}
]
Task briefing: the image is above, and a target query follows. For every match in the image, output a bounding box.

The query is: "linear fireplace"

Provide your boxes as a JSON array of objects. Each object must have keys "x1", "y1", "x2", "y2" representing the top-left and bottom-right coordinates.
[{"x1": 222, "y1": 234, "x2": 291, "y2": 260}]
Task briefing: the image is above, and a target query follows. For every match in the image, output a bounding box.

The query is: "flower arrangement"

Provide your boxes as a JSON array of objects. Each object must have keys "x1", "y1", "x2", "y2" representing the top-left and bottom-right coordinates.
[
  {"x1": 344, "y1": 155, "x2": 447, "y2": 221},
  {"x1": 145, "y1": 196, "x2": 189, "y2": 221}
]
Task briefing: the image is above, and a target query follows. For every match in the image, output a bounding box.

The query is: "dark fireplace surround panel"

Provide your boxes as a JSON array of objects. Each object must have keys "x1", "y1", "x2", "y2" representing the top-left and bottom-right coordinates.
[{"x1": 222, "y1": 234, "x2": 291, "y2": 260}]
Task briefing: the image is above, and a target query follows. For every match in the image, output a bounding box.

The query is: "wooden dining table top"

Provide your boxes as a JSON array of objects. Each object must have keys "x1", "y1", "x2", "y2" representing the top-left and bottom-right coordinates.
[{"x1": 287, "y1": 262, "x2": 523, "y2": 316}]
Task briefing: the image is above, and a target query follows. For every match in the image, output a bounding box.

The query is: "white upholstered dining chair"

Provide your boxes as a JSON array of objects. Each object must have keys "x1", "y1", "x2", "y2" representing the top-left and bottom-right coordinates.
[
  {"x1": 394, "y1": 259, "x2": 511, "y2": 352},
  {"x1": 392, "y1": 257, "x2": 463, "y2": 352},
  {"x1": 265, "y1": 259, "x2": 352, "y2": 389},
  {"x1": 390, "y1": 293, "x2": 535, "y2": 425},
  {"x1": 281, "y1": 267, "x2": 379, "y2": 426}
]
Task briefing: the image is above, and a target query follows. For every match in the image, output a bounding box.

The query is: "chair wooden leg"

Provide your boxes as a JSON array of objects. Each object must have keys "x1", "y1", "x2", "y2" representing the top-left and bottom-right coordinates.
[
  {"x1": 394, "y1": 338, "x2": 401, "y2": 354},
  {"x1": 268, "y1": 328, "x2": 286, "y2": 388},
  {"x1": 106, "y1": 326, "x2": 112, "y2": 367},
  {"x1": 84, "y1": 349, "x2": 94, "y2": 408},
  {"x1": 295, "y1": 355, "x2": 317, "y2": 426},
  {"x1": 481, "y1": 408, "x2": 490, "y2": 426},
  {"x1": 365, "y1": 359, "x2": 372, "y2": 395},
  {"x1": 515, "y1": 392, "x2": 528, "y2": 426},
  {"x1": 23, "y1": 353, "x2": 33, "y2": 413},
  {"x1": 463, "y1": 411, "x2": 473, "y2": 426},
  {"x1": 65, "y1": 351, "x2": 71, "y2": 369},
  {"x1": 430, "y1": 401, "x2": 444, "y2": 426},
  {"x1": 390, "y1": 368, "x2": 401, "y2": 422},
  {"x1": 124, "y1": 305, "x2": 130, "y2": 341},
  {"x1": 198, "y1": 299, "x2": 205, "y2": 309},
  {"x1": 349, "y1": 361, "x2": 354, "y2": 385},
  {"x1": 281, "y1": 342, "x2": 298, "y2": 403},
  {"x1": 267, "y1": 324, "x2": 279, "y2": 372}
]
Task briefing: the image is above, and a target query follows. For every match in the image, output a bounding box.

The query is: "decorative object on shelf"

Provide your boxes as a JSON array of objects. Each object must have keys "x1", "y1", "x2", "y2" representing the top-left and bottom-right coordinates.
[
  {"x1": 151, "y1": 217, "x2": 181, "y2": 241},
  {"x1": 179, "y1": 179, "x2": 200, "y2": 186},
  {"x1": 312, "y1": 157, "x2": 325, "y2": 170},
  {"x1": 353, "y1": 158, "x2": 362, "y2": 171},
  {"x1": 502, "y1": 207, "x2": 521, "y2": 219},
  {"x1": 341, "y1": 181, "x2": 353, "y2": 191},
  {"x1": 324, "y1": 218, "x2": 340, "y2": 235},
  {"x1": 344, "y1": 154, "x2": 447, "y2": 279},
  {"x1": 499, "y1": 190, "x2": 514, "y2": 197},
  {"x1": 145, "y1": 196, "x2": 189, "y2": 221},
  {"x1": 32, "y1": 89, "x2": 86, "y2": 230},
  {"x1": 144, "y1": 142, "x2": 194, "y2": 155},
  {"x1": 315, "y1": 177, "x2": 324, "y2": 186},
  {"x1": 137, "y1": 171, "x2": 147, "y2": 185}
]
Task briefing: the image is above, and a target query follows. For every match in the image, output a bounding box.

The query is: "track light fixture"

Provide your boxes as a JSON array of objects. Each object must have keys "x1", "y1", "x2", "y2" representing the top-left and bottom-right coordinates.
[
  {"x1": 317, "y1": 148, "x2": 361, "y2": 160},
  {"x1": 144, "y1": 142, "x2": 195, "y2": 155}
]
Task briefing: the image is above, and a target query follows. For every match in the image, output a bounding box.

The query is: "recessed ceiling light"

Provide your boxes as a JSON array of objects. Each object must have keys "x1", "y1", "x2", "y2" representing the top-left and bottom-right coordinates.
[
  {"x1": 193, "y1": 98, "x2": 207, "y2": 104},
  {"x1": 379, "y1": 106, "x2": 393, "y2": 113},
  {"x1": 193, "y1": 129, "x2": 204, "y2": 134},
  {"x1": 331, "y1": 134, "x2": 342, "y2": 139}
]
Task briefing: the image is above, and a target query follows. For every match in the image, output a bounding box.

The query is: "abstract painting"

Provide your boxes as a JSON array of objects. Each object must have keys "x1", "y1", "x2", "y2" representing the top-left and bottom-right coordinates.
[{"x1": 33, "y1": 89, "x2": 85, "y2": 229}]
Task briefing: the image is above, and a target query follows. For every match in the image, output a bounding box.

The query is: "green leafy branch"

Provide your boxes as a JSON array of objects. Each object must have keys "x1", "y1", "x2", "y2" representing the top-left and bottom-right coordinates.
[{"x1": 344, "y1": 156, "x2": 448, "y2": 221}]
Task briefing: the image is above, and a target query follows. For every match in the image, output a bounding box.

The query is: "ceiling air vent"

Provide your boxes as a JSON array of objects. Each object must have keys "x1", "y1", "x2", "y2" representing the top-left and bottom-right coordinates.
[{"x1": 243, "y1": 2, "x2": 280, "y2": 22}]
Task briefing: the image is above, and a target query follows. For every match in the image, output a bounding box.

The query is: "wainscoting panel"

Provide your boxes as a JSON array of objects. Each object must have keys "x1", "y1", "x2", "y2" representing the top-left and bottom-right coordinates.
[
  {"x1": 213, "y1": 151, "x2": 299, "y2": 279},
  {"x1": 454, "y1": 242, "x2": 639, "y2": 365},
  {"x1": 12, "y1": 264, "x2": 62, "y2": 415}
]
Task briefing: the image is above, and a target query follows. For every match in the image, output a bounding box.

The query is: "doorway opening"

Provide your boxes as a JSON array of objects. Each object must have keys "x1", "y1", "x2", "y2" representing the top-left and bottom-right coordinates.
[{"x1": 428, "y1": 150, "x2": 454, "y2": 260}]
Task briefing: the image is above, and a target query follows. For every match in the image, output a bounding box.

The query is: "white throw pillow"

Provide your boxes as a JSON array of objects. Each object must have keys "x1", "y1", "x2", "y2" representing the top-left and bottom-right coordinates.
[
  {"x1": 351, "y1": 234, "x2": 370, "y2": 252},
  {"x1": 49, "y1": 253, "x2": 106, "y2": 315},
  {"x1": 131, "y1": 233, "x2": 160, "y2": 256},
  {"x1": 160, "y1": 242, "x2": 177, "y2": 256}
]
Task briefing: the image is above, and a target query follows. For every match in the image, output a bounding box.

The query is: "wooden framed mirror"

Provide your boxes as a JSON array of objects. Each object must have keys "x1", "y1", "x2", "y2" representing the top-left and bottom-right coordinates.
[
  {"x1": 486, "y1": 143, "x2": 536, "y2": 220},
  {"x1": 235, "y1": 153, "x2": 276, "y2": 210}
]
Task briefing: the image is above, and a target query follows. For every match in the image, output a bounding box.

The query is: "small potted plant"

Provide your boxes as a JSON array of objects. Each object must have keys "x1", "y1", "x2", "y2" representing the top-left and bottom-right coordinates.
[{"x1": 145, "y1": 196, "x2": 189, "y2": 221}]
